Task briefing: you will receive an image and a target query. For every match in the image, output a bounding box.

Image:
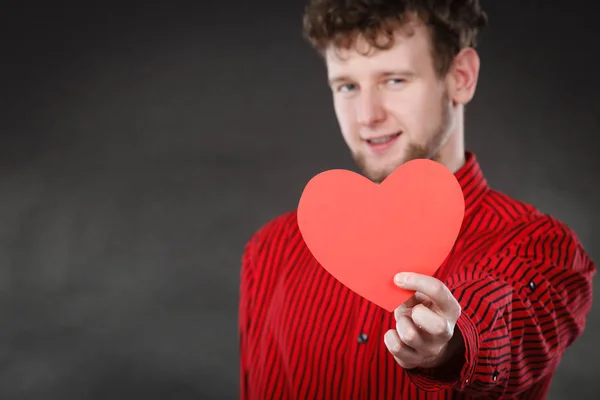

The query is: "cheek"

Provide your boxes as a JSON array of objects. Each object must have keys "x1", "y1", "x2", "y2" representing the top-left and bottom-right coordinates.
[
  {"x1": 384, "y1": 95, "x2": 415, "y2": 130},
  {"x1": 386, "y1": 91, "x2": 439, "y2": 136},
  {"x1": 334, "y1": 99, "x2": 357, "y2": 137}
]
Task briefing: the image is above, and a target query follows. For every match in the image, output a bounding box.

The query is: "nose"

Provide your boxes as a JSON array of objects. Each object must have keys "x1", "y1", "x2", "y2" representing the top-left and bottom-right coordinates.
[{"x1": 356, "y1": 89, "x2": 385, "y2": 127}]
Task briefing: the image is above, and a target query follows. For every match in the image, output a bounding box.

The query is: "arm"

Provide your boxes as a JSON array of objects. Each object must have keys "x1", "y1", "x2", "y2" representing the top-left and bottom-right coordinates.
[
  {"x1": 238, "y1": 214, "x2": 295, "y2": 399},
  {"x1": 406, "y1": 216, "x2": 595, "y2": 397},
  {"x1": 239, "y1": 237, "x2": 257, "y2": 400}
]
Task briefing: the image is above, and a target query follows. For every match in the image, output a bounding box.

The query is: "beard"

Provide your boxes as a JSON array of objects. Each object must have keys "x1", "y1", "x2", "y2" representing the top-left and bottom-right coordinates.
[{"x1": 351, "y1": 91, "x2": 454, "y2": 184}]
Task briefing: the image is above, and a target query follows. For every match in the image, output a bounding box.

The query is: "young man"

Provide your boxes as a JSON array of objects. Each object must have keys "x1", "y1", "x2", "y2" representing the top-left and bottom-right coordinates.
[{"x1": 238, "y1": 1, "x2": 596, "y2": 399}]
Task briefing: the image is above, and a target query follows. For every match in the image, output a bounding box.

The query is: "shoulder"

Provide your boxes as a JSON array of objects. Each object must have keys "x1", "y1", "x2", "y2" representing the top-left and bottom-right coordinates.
[
  {"x1": 242, "y1": 209, "x2": 301, "y2": 264},
  {"x1": 482, "y1": 190, "x2": 592, "y2": 271},
  {"x1": 480, "y1": 188, "x2": 539, "y2": 223},
  {"x1": 246, "y1": 210, "x2": 299, "y2": 247},
  {"x1": 518, "y1": 213, "x2": 592, "y2": 271}
]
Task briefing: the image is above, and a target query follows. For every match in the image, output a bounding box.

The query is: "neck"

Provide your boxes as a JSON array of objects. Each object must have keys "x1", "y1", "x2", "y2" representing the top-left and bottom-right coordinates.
[{"x1": 436, "y1": 106, "x2": 466, "y2": 173}]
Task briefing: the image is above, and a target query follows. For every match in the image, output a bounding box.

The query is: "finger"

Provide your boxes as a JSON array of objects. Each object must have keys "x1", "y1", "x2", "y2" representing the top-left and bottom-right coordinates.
[
  {"x1": 394, "y1": 273, "x2": 460, "y2": 321},
  {"x1": 403, "y1": 292, "x2": 429, "y2": 307},
  {"x1": 384, "y1": 329, "x2": 421, "y2": 369},
  {"x1": 394, "y1": 292, "x2": 430, "y2": 319},
  {"x1": 411, "y1": 304, "x2": 454, "y2": 343},
  {"x1": 395, "y1": 314, "x2": 426, "y2": 350}
]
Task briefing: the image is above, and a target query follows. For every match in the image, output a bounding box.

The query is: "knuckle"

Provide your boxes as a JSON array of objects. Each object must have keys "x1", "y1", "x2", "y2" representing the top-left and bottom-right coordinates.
[
  {"x1": 432, "y1": 345, "x2": 445, "y2": 357},
  {"x1": 456, "y1": 302, "x2": 462, "y2": 314},
  {"x1": 433, "y1": 281, "x2": 446, "y2": 294},
  {"x1": 454, "y1": 303, "x2": 462, "y2": 320},
  {"x1": 432, "y1": 320, "x2": 448, "y2": 337},
  {"x1": 442, "y1": 325, "x2": 454, "y2": 341},
  {"x1": 443, "y1": 286, "x2": 454, "y2": 304},
  {"x1": 394, "y1": 307, "x2": 403, "y2": 321},
  {"x1": 397, "y1": 357, "x2": 415, "y2": 369},
  {"x1": 410, "y1": 307, "x2": 418, "y2": 321},
  {"x1": 412, "y1": 304, "x2": 426, "y2": 320},
  {"x1": 402, "y1": 327, "x2": 417, "y2": 344}
]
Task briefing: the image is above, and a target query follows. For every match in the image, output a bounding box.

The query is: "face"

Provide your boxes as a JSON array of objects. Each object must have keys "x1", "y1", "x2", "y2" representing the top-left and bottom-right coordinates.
[{"x1": 324, "y1": 19, "x2": 473, "y2": 183}]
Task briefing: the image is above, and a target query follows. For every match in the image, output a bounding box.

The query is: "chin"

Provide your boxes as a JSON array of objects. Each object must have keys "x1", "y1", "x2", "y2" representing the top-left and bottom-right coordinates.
[
  {"x1": 353, "y1": 141, "x2": 427, "y2": 183},
  {"x1": 361, "y1": 163, "x2": 400, "y2": 184}
]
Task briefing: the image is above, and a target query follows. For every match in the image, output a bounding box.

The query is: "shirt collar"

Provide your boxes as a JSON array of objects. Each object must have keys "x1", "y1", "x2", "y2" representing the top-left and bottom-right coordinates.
[{"x1": 454, "y1": 151, "x2": 489, "y2": 216}]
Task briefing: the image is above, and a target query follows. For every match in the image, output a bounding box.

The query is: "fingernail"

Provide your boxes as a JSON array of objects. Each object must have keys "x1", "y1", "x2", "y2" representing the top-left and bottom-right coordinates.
[
  {"x1": 384, "y1": 333, "x2": 391, "y2": 348},
  {"x1": 384, "y1": 331, "x2": 398, "y2": 352},
  {"x1": 394, "y1": 273, "x2": 406, "y2": 285}
]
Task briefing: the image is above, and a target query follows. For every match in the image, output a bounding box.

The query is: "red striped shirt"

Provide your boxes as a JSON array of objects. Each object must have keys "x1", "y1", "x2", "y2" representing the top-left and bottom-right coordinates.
[{"x1": 239, "y1": 151, "x2": 595, "y2": 399}]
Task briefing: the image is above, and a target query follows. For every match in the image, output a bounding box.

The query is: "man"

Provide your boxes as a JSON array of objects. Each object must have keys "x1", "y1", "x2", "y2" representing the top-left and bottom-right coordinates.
[{"x1": 238, "y1": 1, "x2": 596, "y2": 399}]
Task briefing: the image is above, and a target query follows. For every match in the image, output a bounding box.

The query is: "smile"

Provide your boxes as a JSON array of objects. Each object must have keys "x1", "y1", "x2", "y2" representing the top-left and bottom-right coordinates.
[{"x1": 365, "y1": 132, "x2": 401, "y2": 153}]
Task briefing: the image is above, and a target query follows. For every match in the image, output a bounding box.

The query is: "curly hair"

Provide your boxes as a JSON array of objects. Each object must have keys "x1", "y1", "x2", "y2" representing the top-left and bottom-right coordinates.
[{"x1": 302, "y1": 0, "x2": 488, "y2": 76}]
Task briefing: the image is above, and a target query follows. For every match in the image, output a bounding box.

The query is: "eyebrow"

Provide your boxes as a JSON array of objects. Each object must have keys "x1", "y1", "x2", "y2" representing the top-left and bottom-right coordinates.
[{"x1": 328, "y1": 70, "x2": 416, "y2": 86}]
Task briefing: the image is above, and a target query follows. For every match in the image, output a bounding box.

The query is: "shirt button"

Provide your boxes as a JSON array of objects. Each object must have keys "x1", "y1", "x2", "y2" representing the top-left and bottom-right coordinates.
[
  {"x1": 357, "y1": 333, "x2": 368, "y2": 344},
  {"x1": 493, "y1": 371, "x2": 499, "y2": 381},
  {"x1": 529, "y1": 281, "x2": 536, "y2": 290}
]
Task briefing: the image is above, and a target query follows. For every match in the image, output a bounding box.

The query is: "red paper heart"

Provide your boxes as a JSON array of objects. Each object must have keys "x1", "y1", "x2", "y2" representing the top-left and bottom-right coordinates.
[{"x1": 297, "y1": 159, "x2": 465, "y2": 312}]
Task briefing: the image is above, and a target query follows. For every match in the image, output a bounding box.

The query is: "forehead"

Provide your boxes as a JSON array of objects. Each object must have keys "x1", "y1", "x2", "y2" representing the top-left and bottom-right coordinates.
[{"x1": 324, "y1": 21, "x2": 434, "y2": 78}]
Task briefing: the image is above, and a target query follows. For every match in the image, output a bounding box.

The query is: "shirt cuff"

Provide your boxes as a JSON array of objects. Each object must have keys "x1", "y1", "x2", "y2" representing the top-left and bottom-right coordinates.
[{"x1": 405, "y1": 311, "x2": 479, "y2": 391}]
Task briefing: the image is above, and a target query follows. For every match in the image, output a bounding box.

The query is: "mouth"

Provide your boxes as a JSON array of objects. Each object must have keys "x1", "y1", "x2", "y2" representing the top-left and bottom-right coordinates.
[{"x1": 364, "y1": 132, "x2": 401, "y2": 153}]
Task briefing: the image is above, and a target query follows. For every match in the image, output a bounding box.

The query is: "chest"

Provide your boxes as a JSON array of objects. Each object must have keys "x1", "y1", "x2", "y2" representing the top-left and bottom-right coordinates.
[{"x1": 255, "y1": 248, "x2": 467, "y2": 399}]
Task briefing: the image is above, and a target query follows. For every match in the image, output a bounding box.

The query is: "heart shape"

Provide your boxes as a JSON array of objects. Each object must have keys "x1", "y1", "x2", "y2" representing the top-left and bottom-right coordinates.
[{"x1": 297, "y1": 159, "x2": 465, "y2": 312}]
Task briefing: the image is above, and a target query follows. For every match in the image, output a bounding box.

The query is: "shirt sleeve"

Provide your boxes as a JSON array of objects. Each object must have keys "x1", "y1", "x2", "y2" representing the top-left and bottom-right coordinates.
[
  {"x1": 239, "y1": 235, "x2": 257, "y2": 400},
  {"x1": 238, "y1": 214, "x2": 294, "y2": 399},
  {"x1": 405, "y1": 214, "x2": 596, "y2": 398}
]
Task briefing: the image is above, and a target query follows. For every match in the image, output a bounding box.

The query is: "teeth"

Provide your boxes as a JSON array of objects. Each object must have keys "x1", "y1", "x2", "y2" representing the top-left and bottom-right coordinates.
[{"x1": 369, "y1": 135, "x2": 395, "y2": 144}]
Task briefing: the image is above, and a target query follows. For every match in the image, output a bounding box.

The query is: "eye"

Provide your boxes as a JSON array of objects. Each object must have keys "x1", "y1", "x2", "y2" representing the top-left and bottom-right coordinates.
[
  {"x1": 385, "y1": 78, "x2": 405, "y2": 86},
  {"x1": 336, "y1": 83, "x2": 356, "y2": 93}
]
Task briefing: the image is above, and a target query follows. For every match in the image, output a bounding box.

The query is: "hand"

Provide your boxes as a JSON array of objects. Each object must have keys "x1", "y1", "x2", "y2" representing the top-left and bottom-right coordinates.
[{"x1": 384, "y1": 272, "x2": 463, "y2": 370}]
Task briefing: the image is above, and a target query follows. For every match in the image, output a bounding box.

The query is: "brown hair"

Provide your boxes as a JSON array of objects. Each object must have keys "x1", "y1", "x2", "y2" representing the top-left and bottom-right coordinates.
[{"x1": 302, "y1": 0, "x2": 488, "y2": 76}]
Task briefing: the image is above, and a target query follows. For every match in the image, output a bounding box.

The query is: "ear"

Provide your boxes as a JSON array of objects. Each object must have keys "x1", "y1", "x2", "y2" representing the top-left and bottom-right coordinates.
[{"x1": 446, "y1": 47, "x2": 480, "y2": 106}]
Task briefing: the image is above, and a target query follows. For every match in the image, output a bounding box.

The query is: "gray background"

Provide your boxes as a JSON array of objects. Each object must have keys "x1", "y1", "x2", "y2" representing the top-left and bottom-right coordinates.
[{"x1": 1, "y1": 1, "x2": 598, "y2": 399}]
